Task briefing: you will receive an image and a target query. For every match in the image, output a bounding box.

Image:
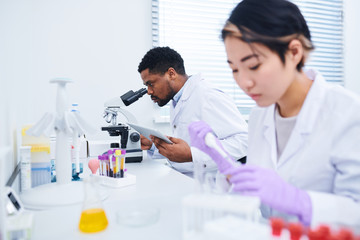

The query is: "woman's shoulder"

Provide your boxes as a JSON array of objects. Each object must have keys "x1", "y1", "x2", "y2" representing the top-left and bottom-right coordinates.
[
  {"x1": 309, "y1": 69, "x2": 360, "y2": 107},
  {"x1": 323, "y1": 83, "x2": 360, "y2": 113}
]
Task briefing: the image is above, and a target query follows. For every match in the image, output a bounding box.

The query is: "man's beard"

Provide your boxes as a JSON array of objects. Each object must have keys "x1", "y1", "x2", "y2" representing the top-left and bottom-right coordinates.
[{"x1": 154, "y1": 82, "x2": 176, "y2": 107}]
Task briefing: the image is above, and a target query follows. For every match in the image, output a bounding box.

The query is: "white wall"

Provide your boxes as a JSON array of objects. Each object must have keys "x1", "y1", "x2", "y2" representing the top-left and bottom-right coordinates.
[
  {"x1": 0, "y1": 0, "x2": 173, "y2": 179},
  {"x1": 344, "y1": 0, "x2": 360, "y2": 94}
]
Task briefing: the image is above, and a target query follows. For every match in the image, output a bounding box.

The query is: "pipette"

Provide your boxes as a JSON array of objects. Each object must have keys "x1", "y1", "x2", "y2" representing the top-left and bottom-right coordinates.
[
  {"x1": 204, "y1": 132, "x2": 237, "y2": 193},
  {"x1": 204, "y1": 132, "x2": 237, "y2": 168}
]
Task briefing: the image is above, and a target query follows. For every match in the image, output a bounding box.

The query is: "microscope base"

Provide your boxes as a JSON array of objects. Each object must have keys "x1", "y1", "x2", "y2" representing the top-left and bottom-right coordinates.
[{"x1": 125, "y1": 149, "x2": 143, "y2": 163}]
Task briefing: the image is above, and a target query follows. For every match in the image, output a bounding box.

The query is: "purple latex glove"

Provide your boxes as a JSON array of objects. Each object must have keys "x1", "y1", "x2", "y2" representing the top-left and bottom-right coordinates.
[
  {"x1": 223, "y1": 165, "x2": 312, "y2": 225},
  {"x1": 188, "y1": 121, "x2": 236, "y2": 172}
]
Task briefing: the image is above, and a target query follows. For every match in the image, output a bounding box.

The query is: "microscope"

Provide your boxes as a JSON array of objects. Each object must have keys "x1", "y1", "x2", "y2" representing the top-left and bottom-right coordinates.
[{"x1": 102, "y1": 88, "x2": 147, "y2": 163}]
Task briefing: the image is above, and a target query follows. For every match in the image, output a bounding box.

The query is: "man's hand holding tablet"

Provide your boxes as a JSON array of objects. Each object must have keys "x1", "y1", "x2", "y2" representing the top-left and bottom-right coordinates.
[{"x1": 127, "y1": 122, "x2": 173, "y2": 144}]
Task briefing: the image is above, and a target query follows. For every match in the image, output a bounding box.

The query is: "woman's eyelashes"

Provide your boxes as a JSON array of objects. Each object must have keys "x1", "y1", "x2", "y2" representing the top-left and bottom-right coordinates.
[
  {"x1": 249, "y1": 63, "x2": 260, "y2": 70},
  {"x1": 230, "y1": 62, "x2": 260, "y2": 73}
]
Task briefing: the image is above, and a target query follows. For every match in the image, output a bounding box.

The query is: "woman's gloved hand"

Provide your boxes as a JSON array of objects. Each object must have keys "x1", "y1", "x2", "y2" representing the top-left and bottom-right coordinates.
[
  {"x1": 223, "y1": 165, "x2": 312, "y2": 226},
  {"x1": 188, "y1": 121, "x2": 236, "y2": 172}
]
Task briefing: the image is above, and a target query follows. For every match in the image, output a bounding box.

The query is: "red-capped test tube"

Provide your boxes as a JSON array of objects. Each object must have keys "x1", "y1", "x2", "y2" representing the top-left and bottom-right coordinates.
[
  {"x1": 270, "y1": 218, "x2": 284, "y2": 238},
  {"x1": 337, "y1": 228, "x2": 354, "y2": 240},
  {"x1": 288, "y1": 222, "x2": 303, "y2": 240}
]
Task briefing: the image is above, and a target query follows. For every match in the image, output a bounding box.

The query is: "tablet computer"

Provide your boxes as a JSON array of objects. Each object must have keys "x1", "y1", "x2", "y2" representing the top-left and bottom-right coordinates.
[{"x1": 127, "y1": 122, "x2": 173, "y2": 144}]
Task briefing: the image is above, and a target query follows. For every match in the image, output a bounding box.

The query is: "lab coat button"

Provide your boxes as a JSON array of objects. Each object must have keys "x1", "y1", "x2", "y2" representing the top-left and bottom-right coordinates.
[{"x1": 173, "y1": 125, "x2": 176, "y2": 129}]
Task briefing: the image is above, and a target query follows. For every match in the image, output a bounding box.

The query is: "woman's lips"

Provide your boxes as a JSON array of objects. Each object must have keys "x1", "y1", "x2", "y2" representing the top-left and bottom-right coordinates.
[{"x1": 249, "y1": 94, "x2": 261, "y2": 101}]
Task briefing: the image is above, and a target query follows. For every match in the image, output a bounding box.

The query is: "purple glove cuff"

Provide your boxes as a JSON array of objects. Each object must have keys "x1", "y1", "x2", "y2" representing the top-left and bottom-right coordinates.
[
  {"x1": 297, "y1": 189, "x2": 312, "y2": 226},
  {"x1": 225, "y1": 165, "x2": 312, "y2": 225},
  {"x1": 285, "y1": 185, "x2": 312, "y2": 226}
]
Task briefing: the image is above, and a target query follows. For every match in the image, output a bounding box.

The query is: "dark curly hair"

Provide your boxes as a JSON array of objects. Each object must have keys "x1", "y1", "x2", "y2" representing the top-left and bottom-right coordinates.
[{"x1": 138, "y1": 47, "x2": 186, "y2": 75}]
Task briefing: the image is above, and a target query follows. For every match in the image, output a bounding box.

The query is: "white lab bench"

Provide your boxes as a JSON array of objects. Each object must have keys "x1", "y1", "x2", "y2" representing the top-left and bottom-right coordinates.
[{"x1": 30, "y1": 157, "x2": 196, "y2": 240}]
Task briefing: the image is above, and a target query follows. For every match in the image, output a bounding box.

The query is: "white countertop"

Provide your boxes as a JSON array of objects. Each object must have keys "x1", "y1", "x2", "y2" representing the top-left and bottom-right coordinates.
[{"x1": 31, "y1": 157, "x2": 196, "y2": 240}]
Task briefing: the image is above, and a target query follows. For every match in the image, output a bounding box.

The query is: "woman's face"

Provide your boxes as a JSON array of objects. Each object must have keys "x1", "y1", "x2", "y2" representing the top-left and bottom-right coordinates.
[{"x1": 224, "y1": 36, "x2": 296, "y2": 107}]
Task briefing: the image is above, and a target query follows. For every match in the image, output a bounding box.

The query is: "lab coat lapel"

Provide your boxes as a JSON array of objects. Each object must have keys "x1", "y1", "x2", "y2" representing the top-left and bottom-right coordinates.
[
  {"x1": 277, "y1": 128, "x2": 305, "y2": 168},
  {"x1": 263, "y1": 105, "x2": 278, "y2": 167},
  {"x1": 171, "y1": 100, "x2": 183, "y2": 126},
  {"x1": 170, "y1": 74, "x2": 202, "y2": 127},
  {"x1": 277, "y1": 69, "x2": 325, "y2": 168}
]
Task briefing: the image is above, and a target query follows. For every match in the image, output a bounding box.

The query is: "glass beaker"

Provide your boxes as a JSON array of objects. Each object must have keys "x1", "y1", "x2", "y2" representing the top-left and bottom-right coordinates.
[{"x1": 78, "y1": 177, "x2": 108, "y2": 233}]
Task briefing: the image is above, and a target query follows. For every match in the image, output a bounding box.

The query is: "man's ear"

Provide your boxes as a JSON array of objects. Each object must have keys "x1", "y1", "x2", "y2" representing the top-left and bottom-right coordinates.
[
  {"x1": 287, "y1": 39, "x2": 304, "y2": 68},
  {"x1": 167, "y1": 67, "x2": 177, "y2": 80}
]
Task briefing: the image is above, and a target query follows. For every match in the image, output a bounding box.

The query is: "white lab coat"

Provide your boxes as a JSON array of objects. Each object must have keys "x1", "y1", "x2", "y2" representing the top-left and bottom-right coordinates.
[
  {"x1": 248, "y1": 69, "x2": 360, "y2": 227},
  {"x1": 149, "y1": 73, "x2": 248, "y2": 175}
]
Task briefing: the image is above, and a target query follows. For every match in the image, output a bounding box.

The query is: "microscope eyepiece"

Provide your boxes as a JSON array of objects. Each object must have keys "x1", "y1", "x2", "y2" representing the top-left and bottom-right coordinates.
[
  {"x1": 137, "y1": 88, "x2": 147, "y2": 96},
  {"x1": 121, "y1": 88, "x2": 147, "y2": 106}
]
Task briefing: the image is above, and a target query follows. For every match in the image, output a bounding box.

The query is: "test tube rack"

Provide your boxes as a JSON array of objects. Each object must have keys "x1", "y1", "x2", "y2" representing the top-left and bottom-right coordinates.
[
  {"x1": 182, "y1": 193, "x2": 261, "y2": 240},
  {"x1": 92, "y1": 173, "x2": 136, "y2": 188}
]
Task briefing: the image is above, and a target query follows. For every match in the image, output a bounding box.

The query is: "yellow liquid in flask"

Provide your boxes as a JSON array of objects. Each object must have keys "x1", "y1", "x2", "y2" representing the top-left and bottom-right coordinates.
[{"x1": 79, "y1": 208, "x2": 108, "y2": 233}]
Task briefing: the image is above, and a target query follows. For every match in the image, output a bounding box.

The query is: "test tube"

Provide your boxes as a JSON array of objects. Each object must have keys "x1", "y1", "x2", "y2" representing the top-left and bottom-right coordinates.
[
  {"x1": 101, "y1": 155, "x2": 105, "y2": 176},
  {"x1": 102, "y1": 155, "x2": 107, "y2": 176},
  {"x1": 107, "y1": 150, "x2": 114, "y2": 177},
  {"x1": 104, "y1": 154, "x2": 109, "y2": 177},
  {"x1": 20, "y1": 146, "x2": 32, "y2": 192},
  {"x1": 112, "y1": 156, "x2": 117, "y2": 178},
  {"x1": 98, "y1": 155, "x2": 102, "y2": 176},
  {"x1": 120, "y1": 150, "x2": 126, "y2": 178},
  {"x1": 115, "y1": 150, "x2": 121, "y2": 178}
]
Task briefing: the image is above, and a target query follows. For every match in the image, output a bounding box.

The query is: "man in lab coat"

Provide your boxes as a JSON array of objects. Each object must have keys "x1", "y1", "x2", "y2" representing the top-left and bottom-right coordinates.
[{"x1": 138, "y1": 46, "x2": 248, "y2": 176}]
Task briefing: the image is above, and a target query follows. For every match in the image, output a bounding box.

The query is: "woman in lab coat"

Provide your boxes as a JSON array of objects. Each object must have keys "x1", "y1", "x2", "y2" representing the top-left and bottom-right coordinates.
[{"x1": 188, "y1": 0, "x2": 360, "y2": 228}]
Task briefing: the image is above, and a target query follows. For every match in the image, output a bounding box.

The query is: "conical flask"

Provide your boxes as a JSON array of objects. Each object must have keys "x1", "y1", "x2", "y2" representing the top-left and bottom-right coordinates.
[{"x1": 78, "y1": 177, "x2": 108, "y2": 233}]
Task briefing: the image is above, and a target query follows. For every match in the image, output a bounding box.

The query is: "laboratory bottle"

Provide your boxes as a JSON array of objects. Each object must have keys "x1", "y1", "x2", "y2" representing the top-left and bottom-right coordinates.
[
  {"x1": 20, "y1": 146, "x2": 32, "y2": 192},
  {"x1": 71, "y1": 103, "x2": 79, "y2": 113},
  {"x1": 78, "y1": 177, "x2": 108, "y2": 233}
]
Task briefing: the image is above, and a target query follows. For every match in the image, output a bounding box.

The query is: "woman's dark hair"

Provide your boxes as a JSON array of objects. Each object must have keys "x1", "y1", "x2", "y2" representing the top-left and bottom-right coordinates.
[
  {"x1": 138, "y1": 46, "x2": 186, "y2": 75},
  {"x1": 222, "y1": 0, "x2": 314, "y2": 71}
]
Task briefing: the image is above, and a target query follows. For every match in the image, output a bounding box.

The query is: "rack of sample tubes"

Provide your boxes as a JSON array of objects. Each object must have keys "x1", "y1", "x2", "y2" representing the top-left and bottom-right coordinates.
[
  {"x1": 93, "y1": 149, "x2": 136, "y2": 188},
  {"x1": 98, "y1": 149, "x2": 126, "y2": 178}
]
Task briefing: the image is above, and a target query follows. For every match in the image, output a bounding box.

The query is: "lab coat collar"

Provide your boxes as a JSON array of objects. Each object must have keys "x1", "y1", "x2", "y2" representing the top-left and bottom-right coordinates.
[
  {"x1": 179, "y1": 73, "x2": 202, "y2": 102},
  {"x1": 263, "y1": 105, "x2": 278, "y2": 166},
  {"x1": 172, "y1": 81, "x2": 185, "y2": 107},
  {"x1": 295, "y1": 69, "x2": 326, "y2": 134},
  {"x1": 170, "y1": 73, "x2": 203, "y2": 125},
  {"x1": 262, "y1": 69, "x2": 327, "y2": 168}
]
